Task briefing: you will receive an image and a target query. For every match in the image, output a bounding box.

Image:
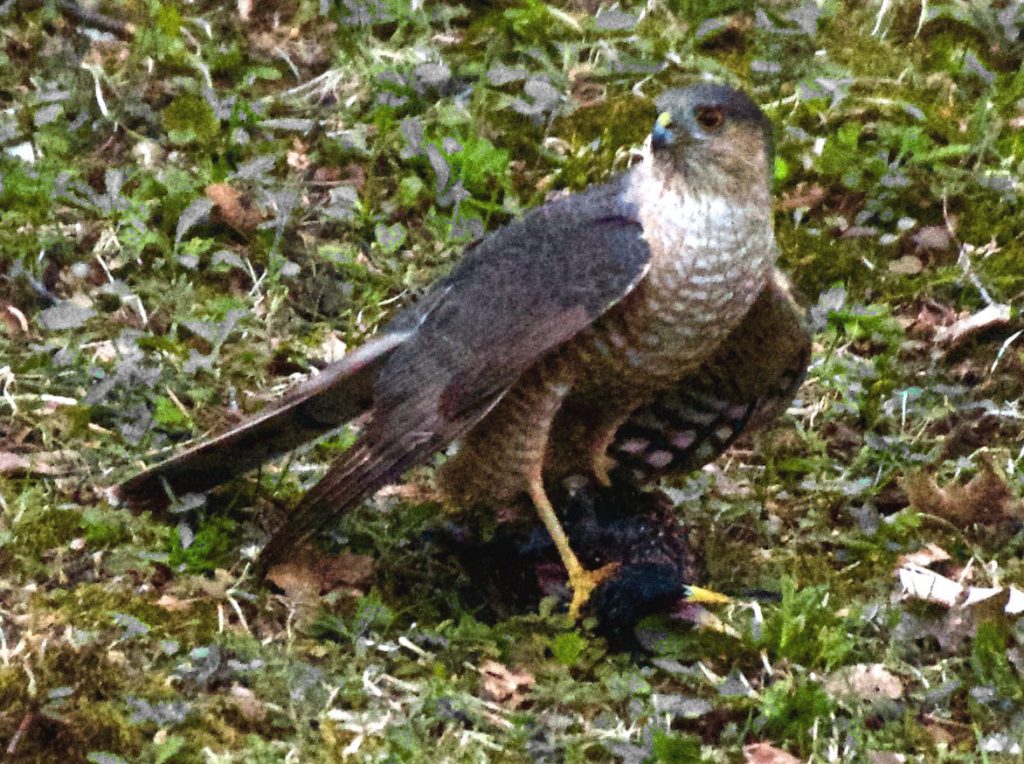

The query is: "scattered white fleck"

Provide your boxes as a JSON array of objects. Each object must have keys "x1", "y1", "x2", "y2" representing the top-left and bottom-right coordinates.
[{"x1": 5, "y1": 141, "x2": 35, "y2": 163}]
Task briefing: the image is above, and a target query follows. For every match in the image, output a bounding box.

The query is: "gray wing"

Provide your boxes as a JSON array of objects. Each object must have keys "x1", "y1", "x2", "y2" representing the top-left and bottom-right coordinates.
[
  {"x1": 118, "y1": 173, "x2": 650, "y2": 516},
  {"x1": 260, "y1": 172, "x2": 654, "y2": 565},
  {"x1": 609, "y1": 270, "x2": 811, "y2": 481}
]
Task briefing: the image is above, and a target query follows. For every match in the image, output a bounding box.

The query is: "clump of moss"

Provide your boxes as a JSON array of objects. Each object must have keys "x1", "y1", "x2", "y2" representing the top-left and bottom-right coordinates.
[
  {"x1": 163, "y1": 94, "x2": 221, "y2": 146},
  {"x1": 167, "y1": 515, "x2": 241, "y2": 574}
]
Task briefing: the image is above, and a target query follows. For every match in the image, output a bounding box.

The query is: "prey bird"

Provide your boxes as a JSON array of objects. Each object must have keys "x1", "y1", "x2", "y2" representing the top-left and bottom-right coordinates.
[{"x1": 117, "y1": 83, "x2": 811, "y2": 619}]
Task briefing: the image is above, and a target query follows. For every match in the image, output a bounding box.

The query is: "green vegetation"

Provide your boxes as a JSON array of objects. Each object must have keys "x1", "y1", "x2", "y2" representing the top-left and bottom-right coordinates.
[{"x1": 1, "y1": 0, "x2": 1022, "y2": 760}]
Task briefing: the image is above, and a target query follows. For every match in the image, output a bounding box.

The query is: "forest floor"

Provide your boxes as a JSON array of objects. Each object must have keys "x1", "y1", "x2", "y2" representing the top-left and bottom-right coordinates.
[{"x1": 2, "y1": 1, "x2": 1024, "y2": 761}]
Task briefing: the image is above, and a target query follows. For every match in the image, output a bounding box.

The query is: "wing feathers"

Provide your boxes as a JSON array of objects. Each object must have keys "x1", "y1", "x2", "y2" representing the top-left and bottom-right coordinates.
[
  {"x1": 258, "y1": 431, "x2": 434, "y2": 567},
  {"x1": 116, "y1": 332, "x2": 409, "y2": 509}
]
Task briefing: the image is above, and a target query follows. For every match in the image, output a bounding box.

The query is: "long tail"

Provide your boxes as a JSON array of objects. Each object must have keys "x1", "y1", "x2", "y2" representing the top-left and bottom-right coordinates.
[
  {"x1": 258, "y1": 428, "x2": 437, "y2": 568},
  {"x1": 115, "y1": 332, "x2": 410, "y2": 510}
]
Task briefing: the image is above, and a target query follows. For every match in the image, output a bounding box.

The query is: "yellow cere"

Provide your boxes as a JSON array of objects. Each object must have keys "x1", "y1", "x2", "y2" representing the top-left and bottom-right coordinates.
[{"x1": 656, "y1": 111, "x2": 673, "y2": 128}]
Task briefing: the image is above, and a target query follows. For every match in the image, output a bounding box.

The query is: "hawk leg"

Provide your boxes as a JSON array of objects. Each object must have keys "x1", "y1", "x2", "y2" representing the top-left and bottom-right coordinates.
[{"x1": 527, "y1": 475, "x2": 619, "y2": 619}]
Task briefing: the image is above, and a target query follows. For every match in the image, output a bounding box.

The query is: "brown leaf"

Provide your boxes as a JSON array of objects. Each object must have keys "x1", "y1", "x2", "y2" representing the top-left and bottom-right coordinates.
[
  {"x1": 0, "y1": 452, "x2": 31, "y2": 475},
  {"x1": 321, "y1": 551, "x2": 375, "y2": 590},
  {"x1": 265, "y1": 558, "x2": 321, "y2": 613},
  {"x1": 155, "y1": 594, "x2": 193, "y2": 612},
  {"x1": 910, "y1": 225, "x2": 953, "y2": 254},
  {"x1": 480, "y1": 660, "x2": 535, "y2": 709},
  {"x1": 903, "y1": 455, "x2": 1024, "y2": 526},
  {"x1": 265, "y1": 546, "x2": 374, "y2": 601},
  {"x1": 743, "y1": 742, "x2": 801, "y2": 764},
  {"x1": 779, "y1": 182, "x2": 826, "y2": 212},
  {"x1": 312, "y1": 162, "x2": 368, "y2": 189},
  {"x1": 229, "y1": 683, "x2": 267, "y2": 722},
  {"x1": 888, "y1": 254, "x2": 923, "y2": 275},
  {"x1": 205, "y1": 183, "x2": 264, "y2": 235},
  {"x1": 904, "y1": 299, "x2": 957, "y2": 339},
  {"x1": 1, "y1": 303, "x2": 29, "y2": 335},
  {"x1": 286, "y1": 139, "x2": 311, "y2": 172}
]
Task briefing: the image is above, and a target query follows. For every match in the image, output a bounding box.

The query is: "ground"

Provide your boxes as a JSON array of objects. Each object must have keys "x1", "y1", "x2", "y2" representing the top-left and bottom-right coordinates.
[{"x1": 1, "y1": 1, "x2": 1024, "y2": 761}]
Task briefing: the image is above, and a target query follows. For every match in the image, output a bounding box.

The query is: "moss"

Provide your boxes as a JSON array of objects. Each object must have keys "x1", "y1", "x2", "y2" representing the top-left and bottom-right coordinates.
[
  {"x1": 166, "y1": 515, "x2": 241, "y2": 574},
  {"x1": 4, "y1": 0, "x2": 1024, "y2": 758},
  {"x1": 45, "y1": 583, "x2": 216, "y2": 645},
  {"x1": 162, "y1": 94, "x2": 221, "y2": 147},
  {"x1": 758, "y1": 677, "x2": 836, "y2": 756},
  {"x1": 80, "y1": 506, "x2": 134, "y2": 548},
  {"x1": 775, "y1": 224, "x2": 876, "y2": 299},
  {"x1": 11, "y1": 500, "x2": 83, "y2": 557}
]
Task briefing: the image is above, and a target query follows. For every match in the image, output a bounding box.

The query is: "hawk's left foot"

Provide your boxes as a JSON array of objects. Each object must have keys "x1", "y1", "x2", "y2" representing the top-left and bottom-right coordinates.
[
  {"x1": 567, "y1": 560, "x2": 621, "y2": 620},
  {"x1": 527, "y1": 476, "x2": 620, "y2": 620}
]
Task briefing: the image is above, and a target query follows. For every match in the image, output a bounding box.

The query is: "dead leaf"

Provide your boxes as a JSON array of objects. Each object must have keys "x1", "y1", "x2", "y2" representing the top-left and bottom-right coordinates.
[
  {"x1": 779, "y1": 182, "x2": 826, "y2": 212},
  {"x1": 0, "y1": 450, "x2": 67, "y2": 476},
  {"x1": 265, "y1": 546, "x2": 374, "y2": 604},
  {"x1": 824, "y1": 663, "x2": 903, "y2": 701},
  {"x1": 933, "y1": 303, "x2": 1011, "y2": 347},
  {"x1": 321, "y1": 551, "x2": 375, "y2": 590},
  {"x1": 904, "y1": 299, "x2": 957, "y2": 339},
  {"x1": 897, "y1": 543, "x2": 951, "y2": 569},
  {"x1": 922, "y1": 721, "x2": 956, "y2": 747},
  {"x1": 910, "y1": 225, "x2": 953, "y2": 253},
  {"x1": 480, "y1": 660, "x2": 535, "y2": 709},
  {"x1": 897, "y1": 564, "x2": 1023, "y2": 627},
  {"x1": 1, "y1": 303, "x2": 29, "y2": 335},
  {"x1": 868, "y1": 753, "x2": 906, "y2": 764},
  {"x1": 0, "y1": 452, "x2": 32, "y2": 476},
  {"x1": 743, "y1": 742, "x2": 801, "y2": 764},
  {"x1": 229, "y1": 683, "x2": 267, "y2": 722},
  {"x1": 155, "y1": 594, "x2": 192, "y2": 612},
  {"x1": 888, "y1": 254, "x2": 923, "y2": 275},
  {"x1": 903, "y1": 455, "x2": 1024, "y2": 526},
  {"x1": 897, "y1": 564, "x2": 964, "y2": 607},
  {"x1": 318, "y1": 332, "x2": 348, "y2": 364},
  {"x1": 205, "y1": 183, "x2": 264, "y2": 235},
  {"x1": 287, "y1": 139, "x2": 311, "y2": 172},
  {"x1": 265, "y1": 563, "x2": 320, "y2": 617}
]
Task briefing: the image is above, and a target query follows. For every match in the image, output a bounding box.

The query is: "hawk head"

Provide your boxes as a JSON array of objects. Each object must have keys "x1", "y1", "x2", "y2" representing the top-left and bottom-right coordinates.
[{"x1": 649, "y1": 83, "x2": 774, "y2": 195}]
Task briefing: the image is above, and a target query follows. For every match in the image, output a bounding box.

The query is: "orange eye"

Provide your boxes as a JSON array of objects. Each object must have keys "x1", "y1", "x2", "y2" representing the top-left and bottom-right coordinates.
[{"x1": 694, "y1": 105, "x2": 724, "y2": 130}]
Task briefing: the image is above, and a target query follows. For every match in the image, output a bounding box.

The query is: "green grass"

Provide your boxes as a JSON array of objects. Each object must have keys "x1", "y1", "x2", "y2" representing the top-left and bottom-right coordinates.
[{"x1": 1, "y1": 0, "x2": 1023, "y2": 760}]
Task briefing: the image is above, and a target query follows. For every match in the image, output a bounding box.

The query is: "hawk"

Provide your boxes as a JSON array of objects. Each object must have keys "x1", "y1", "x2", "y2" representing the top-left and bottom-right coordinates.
[{"x1": 118, "y1": 83, "x2": 810, "y2": 619}]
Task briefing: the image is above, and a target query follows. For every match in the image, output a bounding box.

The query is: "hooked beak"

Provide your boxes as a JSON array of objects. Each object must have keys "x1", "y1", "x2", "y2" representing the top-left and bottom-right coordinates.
[
  {"x1": 651, "y1": 110, "x2": 674, "y2": 150},
  {"x1": 682, "y1": 584, "x2": 732, "y2": 605}
]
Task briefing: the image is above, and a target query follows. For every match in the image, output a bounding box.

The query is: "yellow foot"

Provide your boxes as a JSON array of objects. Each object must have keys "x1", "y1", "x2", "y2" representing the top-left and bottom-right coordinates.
[{"x1": 567, "y1": 561, "x2": 621, "y2": 620}]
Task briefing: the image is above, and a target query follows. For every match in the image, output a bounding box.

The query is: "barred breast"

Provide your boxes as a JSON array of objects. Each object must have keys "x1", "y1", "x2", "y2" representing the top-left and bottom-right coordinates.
[
  {"x1": 438, "y1": 165, "x2": 775, "y2": 507},
  {"x1": 575, "y1": 168, "x2": 775, "y2": 392}
]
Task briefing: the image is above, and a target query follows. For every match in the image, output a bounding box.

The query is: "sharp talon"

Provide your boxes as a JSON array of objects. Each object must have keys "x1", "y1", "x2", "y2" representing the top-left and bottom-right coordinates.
[
  {"x1": 527, "y1": 477, "x2": 620, "y2": 621},
  {"x1": 567, "y1": 561, "x2": 620, "y2": 620},
  {"x1": 592, "y1": 453, "x2": 615, "y2": 488}
]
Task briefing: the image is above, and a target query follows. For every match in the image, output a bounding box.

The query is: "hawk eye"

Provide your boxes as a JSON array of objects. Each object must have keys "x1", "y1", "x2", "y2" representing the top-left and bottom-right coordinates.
[{"x1": 694, "y1": 105, "x2": 724, "y2": 130}]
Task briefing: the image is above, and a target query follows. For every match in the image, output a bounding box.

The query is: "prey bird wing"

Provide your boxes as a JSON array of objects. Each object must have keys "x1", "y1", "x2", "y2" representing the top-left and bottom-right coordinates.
[
  {"x1": 119, "y1": 174, "x2": 653, "y2": 565},
  {"x1": 609, "y1": 269, "x2": 811, "y2": 480}
]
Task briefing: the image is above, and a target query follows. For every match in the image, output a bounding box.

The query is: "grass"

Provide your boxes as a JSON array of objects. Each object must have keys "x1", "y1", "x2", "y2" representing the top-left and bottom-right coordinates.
[{"x1": 1, "y1": 0, "x2": 1023, "y2": 760}]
